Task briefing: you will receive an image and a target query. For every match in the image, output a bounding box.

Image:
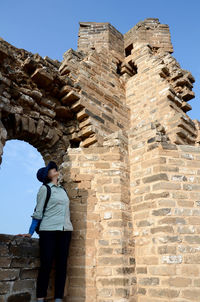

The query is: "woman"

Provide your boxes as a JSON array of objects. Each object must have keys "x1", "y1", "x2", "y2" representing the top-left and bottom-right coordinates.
[{"x1": 18, "y1": 161, "x2": 73, "y2": 302}]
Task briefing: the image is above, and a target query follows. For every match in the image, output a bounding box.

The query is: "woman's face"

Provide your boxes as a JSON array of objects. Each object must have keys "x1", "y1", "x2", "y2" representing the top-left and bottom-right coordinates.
[{"x1": 47, "y1": 168, "x2": 59, "y2": 180}]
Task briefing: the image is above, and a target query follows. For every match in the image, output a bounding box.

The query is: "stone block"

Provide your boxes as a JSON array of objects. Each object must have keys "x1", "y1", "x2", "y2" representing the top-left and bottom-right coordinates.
[
  {"x1": 31, "y1": 67, "x2": 54, "y2": 87},
  {"x1": 7, "y1": 292, "x2": 31, "y2": 302}
]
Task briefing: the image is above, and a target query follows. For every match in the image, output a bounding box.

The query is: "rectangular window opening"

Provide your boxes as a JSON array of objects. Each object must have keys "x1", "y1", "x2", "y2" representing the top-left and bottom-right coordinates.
[{"x1": 125, "y1": 44, "x2": 133, "y2": 57}]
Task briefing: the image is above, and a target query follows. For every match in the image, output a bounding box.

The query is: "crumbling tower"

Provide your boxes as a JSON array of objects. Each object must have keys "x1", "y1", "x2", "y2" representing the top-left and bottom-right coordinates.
[{"x1": 0, "y1": 17, "x2": 200, "y2": 302}]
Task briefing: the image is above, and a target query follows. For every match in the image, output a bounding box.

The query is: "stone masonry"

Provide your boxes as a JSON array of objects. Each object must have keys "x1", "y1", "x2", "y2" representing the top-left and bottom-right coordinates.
[
  {"x1": 0, "y1": 234, "x2": 55, "y2": 301},
  {"x1": 0, "y1": 17, "x2": 200, "y2": 301}
]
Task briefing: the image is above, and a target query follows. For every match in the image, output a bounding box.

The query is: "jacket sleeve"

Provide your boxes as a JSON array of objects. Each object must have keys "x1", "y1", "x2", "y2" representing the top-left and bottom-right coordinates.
[
  {"x1": 28, "y1": 218, "x2": 40, "y2": 235},
  {"x1": 31, "y1": 185, "x2": 47, "y2": 220}
]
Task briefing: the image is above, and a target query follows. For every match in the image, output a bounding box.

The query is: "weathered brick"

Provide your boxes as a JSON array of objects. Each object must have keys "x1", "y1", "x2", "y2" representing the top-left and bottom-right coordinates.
[
  {"x1": 0, "y1": 282, "x2": 11, "y2": 295},
  {"x1": 151, "y1": 226, "x2": 174, "y2": 234},
  {"x1": 158, "y1": 245, "x2": 176, "y2": 254},
  {"x1": 20, "y1": 268, "x2": 38, "y2": 279},
  {"x1": 7, "y1": 292, "x2": 31, "y2": 302},
  {"x1": 158, "y1": 217, "x2": 186, "y2": 225},
  {"x1": 161, "y1": 255, "x2": 182, "y2": 264},
  {"x1": 182, "y1": 289, "x2": 200, "y2": 301},
  {"x1": 136, "y1": 267, "x2": 147, "y2": 274},
  {"x1": 152, "y1": 208, "x2": 171, "y2": 216},
  {"x1": 144, "y1": 191, "x2": 169, "y2": 200},
  {"x1": 0, "y1": 257, "x2": 11, "y2": 267},
  {"x1": 153, "y1": 182, "x2": 181, "y2": 190},
  {"x1": 149, "y1": 265, "x2": 176, "y2": 275},
  {"x1": 184, "y1": 254, "x2": 200, "y2": 264},
  {"x1": 0, "y1": 269, "x2": 19, "y2": 281},
  {"x1": 184, "y1": 235, "x2": 200, "y2": 244},
  {"x1": 163, "y1": 276, "x2": 192, "y2": 287},
  {"x1": 142, "y1": 173, "x2": 168, "y2": 183},
  {"x1": 148, "y1": 288, "x2": 179, "y2": 298},
  {"x1": 138, "y1": 277, "x2": 159, "y2": 285},
  {"x1": 96, "y1": 277, "x2": 129, "y2": 286}
]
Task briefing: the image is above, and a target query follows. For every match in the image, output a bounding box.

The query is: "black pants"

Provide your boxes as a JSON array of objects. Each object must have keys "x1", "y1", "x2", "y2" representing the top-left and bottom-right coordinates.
[{"x1": 36, "y1": 230, "x2": 72, "y2": 299}]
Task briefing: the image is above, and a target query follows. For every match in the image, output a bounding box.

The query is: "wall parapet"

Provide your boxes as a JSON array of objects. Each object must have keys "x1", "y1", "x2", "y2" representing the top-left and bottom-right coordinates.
[{"x1": 0, "y1": 234, "x2": 54, "y2": 302}]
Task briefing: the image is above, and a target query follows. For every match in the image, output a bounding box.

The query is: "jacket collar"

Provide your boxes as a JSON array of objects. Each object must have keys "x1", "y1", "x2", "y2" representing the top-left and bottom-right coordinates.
[{"x1": 48, "y1": 181, "x2": 62, "y2": 188}]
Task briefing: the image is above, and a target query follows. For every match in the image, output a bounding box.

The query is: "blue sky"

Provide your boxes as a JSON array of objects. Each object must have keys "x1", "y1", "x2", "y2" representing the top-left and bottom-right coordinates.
[
  {"x1": 0, "y1": 140, "x2": 44, "y2": 238},
  {"x1": 0, "y1": 0, "x2": 199, "y2": 237}
]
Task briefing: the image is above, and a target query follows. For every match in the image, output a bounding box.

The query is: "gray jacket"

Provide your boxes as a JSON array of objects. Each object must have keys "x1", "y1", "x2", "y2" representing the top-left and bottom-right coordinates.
[{"x1": 31, "y1": 181, "x2": 73, "y2": 231}]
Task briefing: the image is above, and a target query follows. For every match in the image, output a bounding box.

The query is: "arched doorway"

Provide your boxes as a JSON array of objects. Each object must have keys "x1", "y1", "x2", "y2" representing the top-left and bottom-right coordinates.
[{"x1": 0, "y1": 139, "x2": 44, "y2": 238}]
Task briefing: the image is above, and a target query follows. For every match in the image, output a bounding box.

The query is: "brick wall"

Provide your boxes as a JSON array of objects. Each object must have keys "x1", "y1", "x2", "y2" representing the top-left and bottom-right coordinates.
[
  {"x1": 77, "y1": 22, "x2": 124, "y2": 56},
  {"x1": 61, "y1": 134, "x2": 135, "y2": 301},
  {"x1": 129, "y1": 140, "x2": 200, "y2": 301},
  {"x1": 124, "y1": 18, "x2": 173, "y2": 53},
  {"x1": 0, "y1": 234, "x2": 54, "y2": 302}
]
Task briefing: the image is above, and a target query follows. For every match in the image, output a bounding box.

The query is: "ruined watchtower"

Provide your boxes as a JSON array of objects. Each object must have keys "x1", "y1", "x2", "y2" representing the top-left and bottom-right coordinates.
[{"x1": 0, "y1": 18, "x2": 200, "y2": 302}]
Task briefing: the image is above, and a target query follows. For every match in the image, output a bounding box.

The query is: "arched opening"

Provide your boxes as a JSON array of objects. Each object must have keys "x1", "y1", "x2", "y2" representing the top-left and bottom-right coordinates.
[{"x1": 0, "y1": 139, "x2": 45, "y2": 238}]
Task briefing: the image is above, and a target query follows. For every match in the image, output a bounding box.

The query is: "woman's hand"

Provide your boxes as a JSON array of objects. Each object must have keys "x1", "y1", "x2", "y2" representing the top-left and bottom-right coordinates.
[{"x1": 16, "y1": 233, "x2": 32, "y2": 238}]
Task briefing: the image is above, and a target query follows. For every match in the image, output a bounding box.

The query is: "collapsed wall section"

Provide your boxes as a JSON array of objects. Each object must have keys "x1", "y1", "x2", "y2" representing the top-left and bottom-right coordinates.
[
  {"x1": 124, "y1": 18, "x2": 173, "y2": 54},
  {"x1": 77, "y1": 22, "x2": 124, "y2": 57},
  {"x1": 0, "y1": 38, "x2": 81, "y2": 164},
  {"x1": 59, "y1": 45, "x2": 130, "y2": 147},
  {"x1": 125, "y1": 41, "x2": 198, "y2": 145}
]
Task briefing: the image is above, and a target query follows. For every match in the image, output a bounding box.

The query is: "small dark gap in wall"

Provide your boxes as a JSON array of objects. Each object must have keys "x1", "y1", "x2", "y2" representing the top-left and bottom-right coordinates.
[
  {"x1": 70, "y1": 140, "x2": 80, "y2": 148},
  {"x1": 125, "y1": 44, "x2": 133, "y2": 56},
  {"x1": 128, "y1": 60, "x2": 138, "y2": 75},
  {"x1": 116, "y1": 61, "x2": 122, "y2": 75}
]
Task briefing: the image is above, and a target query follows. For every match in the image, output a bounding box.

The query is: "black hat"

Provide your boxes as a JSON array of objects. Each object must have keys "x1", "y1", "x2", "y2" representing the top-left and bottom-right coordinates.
[{"x1": 36, "y1": 161, "x2": 58, "y2": 184}]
